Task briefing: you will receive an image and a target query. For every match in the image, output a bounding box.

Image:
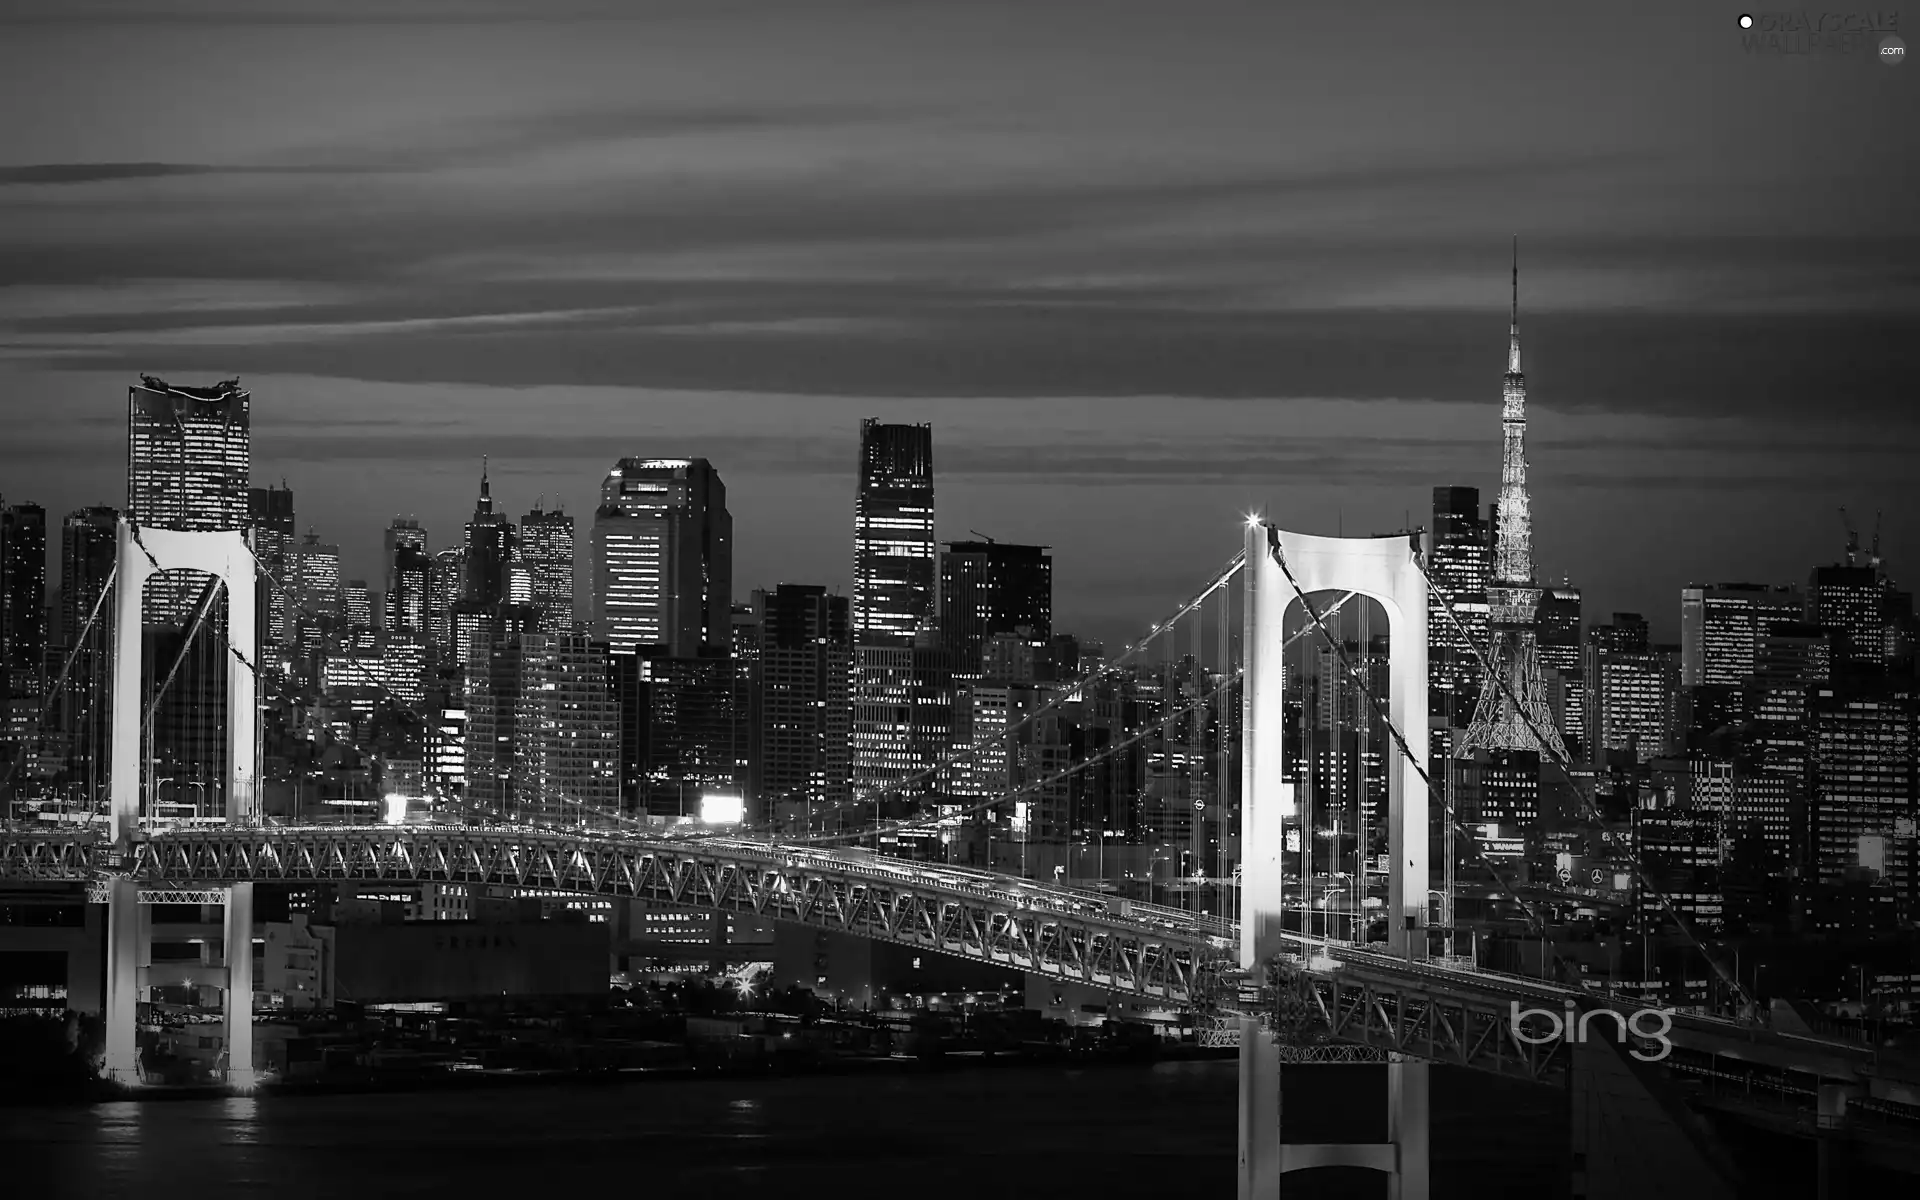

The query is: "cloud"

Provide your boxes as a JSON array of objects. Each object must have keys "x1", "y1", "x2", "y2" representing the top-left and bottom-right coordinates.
[{"x1": 0, "y1": 162, "x2": 365, "y2": 186}]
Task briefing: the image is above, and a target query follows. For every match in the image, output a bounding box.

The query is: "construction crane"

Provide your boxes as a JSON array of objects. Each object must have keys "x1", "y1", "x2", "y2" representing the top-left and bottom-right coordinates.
[
  {"x1": 1839, "y1": 508, "x2": 1860, "y2": 568},
  {"x1": 1870, "y1": 509, "x2": 1884, "y2": 575}
]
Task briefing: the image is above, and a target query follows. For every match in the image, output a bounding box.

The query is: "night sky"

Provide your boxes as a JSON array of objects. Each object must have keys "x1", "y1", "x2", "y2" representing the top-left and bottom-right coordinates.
[{"x1": 2, "y1": 0, "x2": 1914, "y2": 648}]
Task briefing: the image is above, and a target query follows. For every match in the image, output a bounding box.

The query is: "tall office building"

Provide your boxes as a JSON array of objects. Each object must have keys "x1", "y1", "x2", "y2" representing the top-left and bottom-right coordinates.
[
  {"x1": 247, "y1": 486, "x2": 295, "y2": 650},
  {"x1": 1536, "y1": 586, "x2": 1584, "y2": 759},
  {"x1": 519, "y1": 504, "x2": 576, "y2": 634},
  {"x1": 614, "y1": 652, "x2": 736, "y2": 818},
  {"x1": 1, "y1": 503, "x2": 48, "y2": 698},
  {"x1": 59, "y1": 508, "x2": 119, "y2": 648},
  {"x1": 731, "y1": 603, "x2": 760, "y2": 801},
  {"x1": 344, "y1": 581, "x2": 373, "y2": 631},
  {"x1": 387, "y1": 546, "x2": 432, "y2": 635},
  {"x1": 128, "y1": 376, "x2": 251, "y2": 629},
  {"x1": 852, "y1": 422, "x2": 936, "y2": 646},
  {"x1": 426, "y1": 547, "x2": 465, "y2": 658},
  {"x1": 1680, "y1": 582, "x2": 1805, "y2": 688},
  {"x1": 463, "y1": 463, "x2": 515, "y2": 607},
  {"x1": 383, "y1": 518, "x2": 427, "y2": 624},
  {"x1": 56, "y1": 507, "x2": 120, "y2": 794},
  {"x1": 1810, "y1": 682, "x2": 1918, "y2": 905},
  {"x1": 591, "y1": 459, "x2": 732, "y2": 658},
  {"x1": 1584, "y1": 615, "x2": 1679, "y2": 766},
  {"x1": 506, "y1": 632, "x2": 621, "y2": 824},
  {"x1": 850, "y1": 421, "x2": 945, "y2": 825},
  {"x1": 128, "y1": 376, "x2": 250, "y2": 532},
  {"x1": 1809, "y1": 562, "x2": 1911, "y2": 677},
  {"x1": 938, "y1": 540, "x2": 1052, "y2": 683},
  {"x1": 1427, "y1": 486, "x2": 1492, "y2": 729},
  {"x1": 749, "y1": 585, "x2": 852, "y2": 826}
]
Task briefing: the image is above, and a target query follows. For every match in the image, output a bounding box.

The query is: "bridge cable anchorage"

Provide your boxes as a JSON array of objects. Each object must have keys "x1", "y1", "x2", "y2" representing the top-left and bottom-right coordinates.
[
  {"x1": 0, "y1": 562, "x2": 121, "y2": 805},
  {"x1": 1263, "y1": 530, "x2": 1575, "y2": 973},
  {"x1": 799, "y1": 591, "x2": 1361, "y2": 848},
  {"x1": 1410, "y1": 552, "x2": 1758, "y2": 1017},
  {"x1": 835, "y1": 551, "x2": 1249, "y2": 824}
]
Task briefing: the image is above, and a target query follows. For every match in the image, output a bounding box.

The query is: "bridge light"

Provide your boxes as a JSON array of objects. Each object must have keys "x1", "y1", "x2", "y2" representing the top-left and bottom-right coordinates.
[{"x1": 1245, "y1": 513, "x2": 1262, "y2": 529}]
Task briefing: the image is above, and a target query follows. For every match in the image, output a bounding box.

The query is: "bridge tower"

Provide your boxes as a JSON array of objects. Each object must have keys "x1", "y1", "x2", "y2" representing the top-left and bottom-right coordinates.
[
  {"x1": 102, "y1": 519, "x2": 260, "y2": 1087},
  {"x1": 1239, "y1": 521, "x2": 1431, "y2": 1199}
]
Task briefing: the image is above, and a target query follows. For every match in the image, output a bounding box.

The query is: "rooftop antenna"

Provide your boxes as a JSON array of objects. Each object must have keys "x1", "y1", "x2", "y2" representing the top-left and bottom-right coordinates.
[{"x1": 969, "y1": 530, "x2": 995, "y2": 543}]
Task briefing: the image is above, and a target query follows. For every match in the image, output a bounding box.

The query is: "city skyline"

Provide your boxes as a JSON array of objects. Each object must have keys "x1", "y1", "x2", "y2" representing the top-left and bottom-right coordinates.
[{"x1": 0, "y1": 1, "x2": 1915, "y2": 649}]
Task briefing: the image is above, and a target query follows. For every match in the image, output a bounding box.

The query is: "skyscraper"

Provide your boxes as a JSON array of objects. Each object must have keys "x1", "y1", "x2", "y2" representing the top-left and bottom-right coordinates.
[
  {"x1": 383, "y1": 517, "x2": 427, "y2": 623},
  {"x1": 1583, "y1": 614, "x2": 1678, "y2": 766},
  {"x1": 463, "y1": 461, "x2": 515, "y2": 607},
  {"x1": 127, "y1": 376, "x2": 250, "y2": 531},
  {"x1": 1810, "y1": 682, "x2": 1917, "y2": 906},
  {"x1": 344, "y1": 581, "x2": 373, "y2": 631},
  {"x1": 1537, "y1": 586, "x2": 1584, "y2": 759},
  {"x1": 519, "y1": 503, "x2": 576, "y2": 634},
  {"x1": 386, "y1": 546, "x2": 431, "y2": 635},
  {"x1": 506, "y1": 632, "x2": 621, "y2": 824},
  {"x1": 591, "y1": 459, "x2": 732, "y2": 658},
  {"x1": 426, "y1": 547, "x2": 465, "y2": 658},
  {"x1": 938, "y1": 540, "x2": 1052, "y2": 682},
  {"x1": 852, "y1": 422, "x2": 936, "y2": 646},
  {"x1": 850, "y1": 422, "x2": 945, "y2": 821},
  {"x1": 60, "y1": 507, "x2": 119, "y2": 648},
  {"x1": 128, "y1": 376, "x2": 251, "y2": 625},
  {"x1": 749, "y1": 584, "x2": 852, "y2": 827},
  {"x1": 247, "y1": 486, "x2": 294, "y2": 650},
  {"x1": 57, "y1": 507, "x2": 119, "y2": 796},
  {"x1": 1457, "y1": 245, "x2": 1568, "y2": 765},
  {"x1": 1427, "y1": 485, "x2": 1492, "y2": 729}
]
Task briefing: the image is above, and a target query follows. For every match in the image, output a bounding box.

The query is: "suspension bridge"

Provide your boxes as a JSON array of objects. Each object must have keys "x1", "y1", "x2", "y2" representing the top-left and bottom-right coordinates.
[{"x1": 2, "y1": 516, "x2": 1917, "y2": 1199}]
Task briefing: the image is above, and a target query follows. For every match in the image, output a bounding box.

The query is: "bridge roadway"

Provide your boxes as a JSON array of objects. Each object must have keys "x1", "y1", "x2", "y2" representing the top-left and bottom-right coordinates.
[
  {"x1": 2, "y1": 820, "x2": 1913, "y2": 1115},
  {"x1": 0, "y1": 822, "x2": 1234, "y2": 1003}
]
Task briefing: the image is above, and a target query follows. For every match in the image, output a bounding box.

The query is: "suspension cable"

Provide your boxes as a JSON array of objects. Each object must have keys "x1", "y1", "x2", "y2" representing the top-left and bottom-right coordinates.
[
  {"x1": 800, "y1": 593, "x2": 1360, "y2": 847},
  {"x1": 0, "y1": 563, "x2": 121, "y2": 805},
  {"x1": 845, "y1": 551, "x2": 1248, "y2": 815},
  {"x1": 1411, "y1": 550, "x2": 1755, "y2": 1013}
]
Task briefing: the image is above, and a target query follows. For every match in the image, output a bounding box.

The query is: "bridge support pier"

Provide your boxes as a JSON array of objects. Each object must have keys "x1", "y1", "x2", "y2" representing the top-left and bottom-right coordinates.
[
  {"x1": 102, "y1": 878, "x2": 141, "y2": 1084},
  {"x1": 223, "y1": 883, "x2": 255, "y2": 1088},
  {"x1": 96, "y1": 882, "x2": 255, "y2": 1089},
  {"x1": 1239, "y1": 1028, "x2": 1430, "y2": 1199}
]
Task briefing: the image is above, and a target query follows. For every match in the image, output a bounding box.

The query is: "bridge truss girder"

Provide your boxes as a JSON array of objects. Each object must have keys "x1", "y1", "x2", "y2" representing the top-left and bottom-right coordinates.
[
  {"x1": 2, "y1": 828, "x2": 1231, "y2": 1003},
  {"x1": 1304, "y1": 974, "x2": 1569, "y2": 1086}
]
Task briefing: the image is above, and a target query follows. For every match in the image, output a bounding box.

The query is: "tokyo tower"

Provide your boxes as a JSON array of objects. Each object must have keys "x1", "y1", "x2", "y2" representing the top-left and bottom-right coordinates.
[{"x1": 1456, "y1": 241, "x2": 1568, "y2": 762}]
